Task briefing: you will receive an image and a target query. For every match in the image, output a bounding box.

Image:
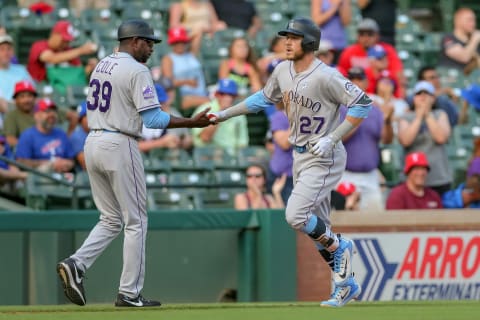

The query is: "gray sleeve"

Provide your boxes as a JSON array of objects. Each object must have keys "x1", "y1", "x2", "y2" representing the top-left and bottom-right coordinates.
[
  {"x1": 132, "y1": 69, "x2": 161, "y2": 112},
  {"x1": 326, "y1": 71, "x2": 366, "y2": 107},
  {"x1": 262, "y1": 65, "x2": 283, "y2": 103}
]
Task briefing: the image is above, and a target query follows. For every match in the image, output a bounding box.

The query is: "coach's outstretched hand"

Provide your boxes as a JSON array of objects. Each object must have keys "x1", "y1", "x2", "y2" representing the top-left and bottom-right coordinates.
[
  {"x1": 310, "y1": 135, "x2": 336, "y2": 157},
  {"x1": 190, "y1": 107, "x2": 212, "y2": 128}
]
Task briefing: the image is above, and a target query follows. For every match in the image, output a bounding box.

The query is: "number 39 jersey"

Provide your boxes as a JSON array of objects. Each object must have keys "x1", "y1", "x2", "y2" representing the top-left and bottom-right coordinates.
[
  {"x1": 86, "y1": 52, "x2": 160, "y2": 138},
  {"x1": 263, "y1": 59, "x2": 371, "y2": 147}
]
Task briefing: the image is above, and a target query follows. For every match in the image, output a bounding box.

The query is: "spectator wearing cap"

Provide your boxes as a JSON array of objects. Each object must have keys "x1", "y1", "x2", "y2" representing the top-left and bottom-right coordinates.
[
  {"x1": 3, "y1": 80, "x2": 37, "y2": 147},
  {"x1": 69, "y1": 101, "x2": 89, "y2": 170},
  {"x1": 0, "y1": 134, "x2": 28, "y2": 193},
  {"x1": 192, "y1": 79, "x2": 248, "y2": 155},
  {"x1": 337, "y1": 67, "x2": 393, "y2": 211},
  {"x1": 0, "y1": 33, "x2": 33, "y2": 105},
  {"x1": 365, "y1": 45, "x2": 402, "y2": 98},
  {"x1": 439, "y1": 7, "x2": 480, "y2": 74},
  {"x1": 416, "y1": 66, "x2": 461, "y2": 127},
  {"x1": 337, "y1": 18, "x2": 405, "y2": 97},
  {"x1": 335, "y1": 182, "x2": 361, "y2": 211},
  {"x1": 311, "y1": 0, "x2": 352, "y2": 64},
  {"x1": 169, "y1": 0, "x2": 226, "y2": 56},
  {"x1": 357, "y1": 0, "x2": 397, "y2": 46},
  {"x1": 139, "y1": 84, "x2": 193, "y2": 153},
  {"x1": 369, "y1": 70, "x2": 409, "y2": 132},
  {"x1": 27, "y1": 20, "x2": 98, "y2": 82},
  {"x1": 160, "y1": 26, "x2": 209, "y2": 113},
  {"x1": 398, "y1": 81, "x2": 452, "y2": 195},
  {"x1": 16, "y1": 98, "x2": 75, "y2": 173},
  {"x1": 386, "y1": 152, "x2": 443, "y2": 210}
]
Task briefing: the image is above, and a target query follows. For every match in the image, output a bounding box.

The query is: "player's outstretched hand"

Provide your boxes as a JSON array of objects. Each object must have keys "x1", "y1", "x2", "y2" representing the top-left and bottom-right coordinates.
[
  {"x1": 310, "y1": 135, "x2": 336, "y2": 157},
  {"x1": 206, "y1": 111, "x2": 226, "y2": 124},
  {"x1": 191, "y1": 107, "x2": 213, "y2": 127}
]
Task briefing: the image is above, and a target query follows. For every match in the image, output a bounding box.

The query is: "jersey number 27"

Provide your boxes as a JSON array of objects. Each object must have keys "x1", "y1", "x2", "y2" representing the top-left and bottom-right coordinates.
[{"x1": 87, "y1": 79, "x2": 112, "y2": 112}]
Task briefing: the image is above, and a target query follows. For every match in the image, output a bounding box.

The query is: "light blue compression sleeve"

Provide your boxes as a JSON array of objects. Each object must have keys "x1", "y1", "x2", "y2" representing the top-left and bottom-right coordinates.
[
  {"x1": 346, "y1": 104, "x2": 372, "y2": 118},
  {"x1": 245, "y1": 91, "x2": 273, "y2": 113},
  {"x1": 140, "y1": 108, "x2": 171, "y2": 129}
]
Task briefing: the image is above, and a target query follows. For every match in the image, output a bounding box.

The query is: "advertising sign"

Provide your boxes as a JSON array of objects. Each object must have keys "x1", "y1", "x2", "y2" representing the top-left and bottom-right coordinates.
[{"x1": 350, "y1": 232, "x2": 480, "y2": 301}]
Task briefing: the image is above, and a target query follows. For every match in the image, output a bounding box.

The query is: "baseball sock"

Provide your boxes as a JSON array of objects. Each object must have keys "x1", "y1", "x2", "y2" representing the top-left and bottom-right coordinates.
[{"x1": 301, "y1": 214, "x2": 339, "y2": 252}]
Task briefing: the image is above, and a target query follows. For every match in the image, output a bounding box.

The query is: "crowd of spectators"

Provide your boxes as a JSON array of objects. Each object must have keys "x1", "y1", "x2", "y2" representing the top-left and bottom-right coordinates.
[{"x1": 0, "y1": 0, "x2": 479, "y2": 212}]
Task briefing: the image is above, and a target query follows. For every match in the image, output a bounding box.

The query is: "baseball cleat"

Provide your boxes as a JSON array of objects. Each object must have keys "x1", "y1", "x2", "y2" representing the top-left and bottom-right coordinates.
[
  {"x1": 114, "y1": 293, "x2": 161, "y2": 307},
  {"x1": 57, "y1": 258, "x2": 86, "y2": 306},
  {"x1": 332, "y1": 237, "x2": 353, "y2": 285},
  {"x1": 320, "y1": 276, "x2": 361, "y2": 307}
]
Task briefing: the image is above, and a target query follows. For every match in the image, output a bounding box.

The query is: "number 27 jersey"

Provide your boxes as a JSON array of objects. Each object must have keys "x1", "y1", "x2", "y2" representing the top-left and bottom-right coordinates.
[{"x1": 263, "y1": 59, "x2": 371, "y2": 147}]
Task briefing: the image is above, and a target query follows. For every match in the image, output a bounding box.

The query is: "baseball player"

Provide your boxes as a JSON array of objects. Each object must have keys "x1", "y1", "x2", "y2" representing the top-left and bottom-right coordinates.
[
  {"x1": 209, "y1": 17, "x2": 372, "y2": 307},
  {"x1": 56, "y1": 19, "x2": 211, "y2": 307}
]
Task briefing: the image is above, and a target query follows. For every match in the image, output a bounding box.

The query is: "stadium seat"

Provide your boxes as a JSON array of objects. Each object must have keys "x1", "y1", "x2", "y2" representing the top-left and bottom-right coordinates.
[
  {"x1": 25, "y1": 173, "x2": 91, "y2": 210},
  {"x1": 237, "y1": 146, "x2": 270, "y2": 168},
  {"x1": 213, "y1": 169, "x2": 246, "y2": 188},
  {"x1": 147, "y1": 189, "x2": 195, "y2": 210},
  {"x1": 193, "y1": 188, "x2": 236, "y2": 209},
  {"x1": 192, "y1": 146, "x2": 239, "y2": 170}
]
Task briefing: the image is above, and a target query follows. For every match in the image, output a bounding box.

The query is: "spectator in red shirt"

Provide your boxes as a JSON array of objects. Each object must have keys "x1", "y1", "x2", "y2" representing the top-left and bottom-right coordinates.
[
  {"x1": 27, "y1": 20, "x2": 98, "y2": 82},
  {"x1": 337, "y1": 18, "x2": 405, "y2": 97},
  {"x1": 386, "y1": 152, "x2": 443, "y2": 210},
  {"x1": 365, "y1": 45, "x2": 402, "y2": 98}
]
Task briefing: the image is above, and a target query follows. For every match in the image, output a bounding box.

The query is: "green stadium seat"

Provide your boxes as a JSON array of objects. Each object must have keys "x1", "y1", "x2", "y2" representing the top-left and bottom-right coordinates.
[
  {"x1": 193, "y1": 188, "x2": 236, "y2": 209},
  {"x1": 192, "y1": 146, "x2": 239, "y2": 170},
  {"x1": 147, "y1": 189, "x2": 195, "y2": 210}
]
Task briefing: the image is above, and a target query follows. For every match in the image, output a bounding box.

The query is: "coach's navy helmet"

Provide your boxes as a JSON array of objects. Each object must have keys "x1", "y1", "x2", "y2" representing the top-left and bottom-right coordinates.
[
  {"x1": 278, "y1": 17, "x2": 321, "y2": 52},
  {"x1": 117, "y1": 19, "x2": 161, "y2": 43}
]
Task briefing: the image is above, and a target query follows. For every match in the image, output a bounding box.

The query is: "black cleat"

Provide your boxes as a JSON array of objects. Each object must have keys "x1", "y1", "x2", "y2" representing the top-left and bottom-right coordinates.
[
  {"x1": 114, "y1": 293, "x2": 161, "y2": 307},
  {"x1": 57, "y1": 258, "x2": 86, "y2": 306}
]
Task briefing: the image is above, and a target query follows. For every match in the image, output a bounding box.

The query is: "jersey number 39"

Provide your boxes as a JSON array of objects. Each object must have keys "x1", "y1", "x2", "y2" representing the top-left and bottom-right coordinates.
[{"x1": 87, "y1": 79, "x2": 112, "y2": 112}]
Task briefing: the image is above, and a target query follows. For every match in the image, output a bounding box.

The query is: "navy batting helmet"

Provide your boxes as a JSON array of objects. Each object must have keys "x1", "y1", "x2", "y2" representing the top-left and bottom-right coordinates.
[
  {"x1": 117, "y1": 19, "x2": 161, "y2": 43},
  {"x1": 278, "y1": 17, "x2": 321, "y2": 52}
]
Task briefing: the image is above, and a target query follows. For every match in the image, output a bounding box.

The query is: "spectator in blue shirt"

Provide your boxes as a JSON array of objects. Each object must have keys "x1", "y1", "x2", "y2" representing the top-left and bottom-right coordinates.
[
  {"x1": 442, "y1": 174, "x2": 480, "y2": 208},
  {"x1": 16, "y1": 98, "x2": 75, "y2": 173},
  {"x1": 0, "y1": 135, "x2": 28, "y2": 189},
  {"x1": 69, "y1": 101, "x2": 89, "y2": 171}
]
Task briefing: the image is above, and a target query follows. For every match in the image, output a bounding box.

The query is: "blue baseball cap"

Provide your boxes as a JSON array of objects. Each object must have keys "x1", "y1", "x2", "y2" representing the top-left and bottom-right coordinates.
[
  {"x1": 367, "y1": 45, "x2": 386, "y2": 59},
  {"x1": 217, "y1": 78, "x2": 238, "y2": 96},
  {"x1": 154, "y1": 84, "x2": 169, "y2": 103},
  {"x1": 413, "y1": 81, "x2": 435, "y2": 96},
  {"x1": 461, "y1": 84, "x2": 480, "y2": 111},
  {"x1": 77, "y1": 101, "x2": 87, "y2": 118}
]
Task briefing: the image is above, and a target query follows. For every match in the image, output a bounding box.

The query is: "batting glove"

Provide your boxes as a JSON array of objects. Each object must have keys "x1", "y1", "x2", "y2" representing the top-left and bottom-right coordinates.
[{"x1": 310, "y1": 135, "x2": 336, "y2": 157}]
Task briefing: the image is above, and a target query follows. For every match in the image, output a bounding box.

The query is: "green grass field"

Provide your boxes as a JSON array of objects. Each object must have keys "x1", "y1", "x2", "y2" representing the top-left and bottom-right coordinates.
[{"x1": 0, "y1": 301, "x2": 478, "y2": 320}]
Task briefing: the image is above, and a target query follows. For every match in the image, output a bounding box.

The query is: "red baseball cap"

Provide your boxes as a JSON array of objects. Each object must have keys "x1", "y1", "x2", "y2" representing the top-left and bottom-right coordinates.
[
  {"x1": 404, "y1": 152, "x2": 430, "y2": 174},
  {"x1": 167, "y1": 27, "x2": 190, "y2": 45},
  {"x1": 13, "y1": 80, "x2": 37, "y2": 98},
  {"x1": 337, "y1": 182, "x2": 357, "y2": 197},
  {"x1": 35, "y1": 98, "x2": 57, "y2": 113},
  {"x1": 52, "y1": 20, "x2": 75, "y2": 41}
]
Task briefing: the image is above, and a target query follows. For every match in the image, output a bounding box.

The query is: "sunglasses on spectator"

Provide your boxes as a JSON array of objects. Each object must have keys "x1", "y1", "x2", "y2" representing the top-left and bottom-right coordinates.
[{"x1": 246, "y1": 173, "x2": 263, "y2": 178}]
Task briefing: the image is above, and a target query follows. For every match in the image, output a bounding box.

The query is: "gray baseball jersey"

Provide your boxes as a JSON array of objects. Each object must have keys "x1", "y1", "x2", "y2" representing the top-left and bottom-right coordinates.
[
  {"x1": 263, "y1": 59, "x2": 371, "y2": 228},
  {"x1": 72, "y1": 52, "x2": 160, "y2": 298},
  {"x1": 86, "y1": 52, "x2": 160, "y2": 137}
]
